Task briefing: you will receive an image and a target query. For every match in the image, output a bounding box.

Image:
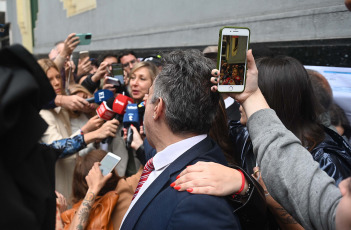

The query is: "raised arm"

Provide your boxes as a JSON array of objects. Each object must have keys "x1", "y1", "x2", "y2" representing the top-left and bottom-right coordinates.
[{"x1": 68, "y1": 163, "x2": 112, "y2": 230}]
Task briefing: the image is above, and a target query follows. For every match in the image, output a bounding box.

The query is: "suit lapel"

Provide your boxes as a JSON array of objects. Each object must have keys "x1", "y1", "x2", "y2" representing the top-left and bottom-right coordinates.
[{"x1": 121, "y1": 137, "x2": 214, "y2": 229}]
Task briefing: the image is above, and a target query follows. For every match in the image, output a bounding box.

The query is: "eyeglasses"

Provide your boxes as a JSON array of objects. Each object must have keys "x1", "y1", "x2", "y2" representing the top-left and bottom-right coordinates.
[{"x1": 122, "y1": 59, "x2": 136, "y2": 69}]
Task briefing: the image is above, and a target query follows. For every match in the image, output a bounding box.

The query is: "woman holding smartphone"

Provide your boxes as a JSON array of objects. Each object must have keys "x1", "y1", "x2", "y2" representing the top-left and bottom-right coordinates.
[
  {"x1": 171, "y1": 51, "x2": 350, "y2": 230},
  {"x1": 60, "y1": 149, "x2": 142, "y2": 230}
]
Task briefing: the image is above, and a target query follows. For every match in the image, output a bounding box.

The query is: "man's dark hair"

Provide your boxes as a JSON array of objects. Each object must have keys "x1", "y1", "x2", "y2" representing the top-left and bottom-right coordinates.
[
  {"x1": 98, "y1": 52, "x2": 118, "y2": 65},
  {"x1": 151, "y1": 49, "x2": 220, "y2": 134},
  {"x1": 117, "y1": 50, "x2": 137, "y2": 63}
]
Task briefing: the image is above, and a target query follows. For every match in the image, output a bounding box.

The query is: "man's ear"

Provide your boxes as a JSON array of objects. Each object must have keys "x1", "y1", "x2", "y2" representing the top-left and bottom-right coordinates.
[{"x1": 153, "y1": 97, "x2": 164, "y2": 120}]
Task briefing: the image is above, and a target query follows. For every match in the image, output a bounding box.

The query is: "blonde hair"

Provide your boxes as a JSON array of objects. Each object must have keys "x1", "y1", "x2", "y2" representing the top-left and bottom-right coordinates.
[
  {"x1": 130, "y1": 61, "x2": 159, "y2": 83},
  {"x1": 69, "y1": 84, "x2": 93, "y2": 98},
  {"x1": 37, "y1": 58, "x2": 59, "y2": 74},
  {"x1": 68, "y1": 84, "x2": 95, "y2": 118}
]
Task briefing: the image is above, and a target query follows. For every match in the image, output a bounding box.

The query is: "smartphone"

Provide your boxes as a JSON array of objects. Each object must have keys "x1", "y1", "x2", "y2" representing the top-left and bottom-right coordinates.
[
  {"x1": 111, "y1": 63, "x2": 124, "y2": 85},
  {"x1": 106, "y1": 76, "x2": 121, "y2": 86},
  {"x1": 217, "y1": 27, "x2": 250, "y2": 92},
  {"x1": 79, "y1": 51, "x2": 89, "y2": 60},
  {"x1": 99, "y1": 152, "x2": 121, "y2": 176},
  {"x1": 76, "y1": 33, "x2": 92, "y2": 46}
]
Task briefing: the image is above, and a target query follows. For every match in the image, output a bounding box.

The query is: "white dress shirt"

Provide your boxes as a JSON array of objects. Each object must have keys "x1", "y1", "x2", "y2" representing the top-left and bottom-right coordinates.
[
  {"x1": 224, "y1": 96, "x2": 235, "y2": 109},
  {"x1": 120, "y1": 134, "x2": 207, "y2": 228}
]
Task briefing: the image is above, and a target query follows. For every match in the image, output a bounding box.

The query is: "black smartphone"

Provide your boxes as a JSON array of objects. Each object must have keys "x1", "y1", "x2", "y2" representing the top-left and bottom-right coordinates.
[{"x1": 111, "y1": 63, "x2": 124, "y2": 85}]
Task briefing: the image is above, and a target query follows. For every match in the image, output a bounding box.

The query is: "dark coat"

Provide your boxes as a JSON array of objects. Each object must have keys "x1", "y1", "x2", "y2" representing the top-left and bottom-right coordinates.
[
  {"x1": 121, "y1": 137, "x2": 242, "y2": 230},
  {"x1": 0, "y1": 45, "x2": 58, "y2": 229}
]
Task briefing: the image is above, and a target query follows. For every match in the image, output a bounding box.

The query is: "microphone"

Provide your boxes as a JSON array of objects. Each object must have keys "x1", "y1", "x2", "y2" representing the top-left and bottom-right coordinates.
[
  {"x1": 123, "y1": 104, "x2": 140, "y2": 148},
  {"x1": 96, "y1": 101, "x2": 115, "y2": 120},
  {"x1": 102, "y1": 94, "x2": 133, "y2": 144},
  {"x1": 86, "y1": 89, "x2": 114, "y2": 104}
]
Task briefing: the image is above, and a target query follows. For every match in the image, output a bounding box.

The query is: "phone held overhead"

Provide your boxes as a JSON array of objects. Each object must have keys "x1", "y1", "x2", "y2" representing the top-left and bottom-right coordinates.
[
  {"x1": 75, "y1": 33, "x2": 92, "y2": 46},
  {"x1": 217, "y1": 27, "x2": 250, "y2": 93}
]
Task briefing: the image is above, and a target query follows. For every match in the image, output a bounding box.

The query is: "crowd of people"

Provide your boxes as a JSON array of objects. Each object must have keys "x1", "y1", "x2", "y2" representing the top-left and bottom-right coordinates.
[{"x1": 1, "y1": 1, "x2": 351, "y2": 229}]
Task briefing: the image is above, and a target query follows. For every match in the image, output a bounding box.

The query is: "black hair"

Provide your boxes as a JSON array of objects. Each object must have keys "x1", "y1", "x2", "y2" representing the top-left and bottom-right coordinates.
[
  {"x1": 330, "y1": 103, "x2": 351, "y2": 139},
  {"x1": 117, "y1": 50, "x2": 137, "y2": 63},
  {"x1": 97, "y1": 52, "x2": 118, "y2": 65}
]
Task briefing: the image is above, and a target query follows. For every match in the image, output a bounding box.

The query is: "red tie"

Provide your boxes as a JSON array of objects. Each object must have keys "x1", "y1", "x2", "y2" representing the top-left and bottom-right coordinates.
[{"x1": 132, "y1": 157, "x2": 154, "y2": 200}]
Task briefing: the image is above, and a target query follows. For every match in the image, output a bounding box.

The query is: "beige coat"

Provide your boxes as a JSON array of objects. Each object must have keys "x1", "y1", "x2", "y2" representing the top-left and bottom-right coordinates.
[{"x1": 40, "y1": 107, "x2": 79, "y2": 200}]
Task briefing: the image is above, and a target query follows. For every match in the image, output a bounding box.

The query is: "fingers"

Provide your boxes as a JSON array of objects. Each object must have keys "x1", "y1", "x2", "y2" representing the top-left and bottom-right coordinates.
[
  {"x1": 172, "y1": 177, "x2": 216, "y2": 194},
  {"x1": 211, "y1": 69, "x2": 220, "y2": 77},
  {"x1": 122, "y1": 128, "x2": 127, "y2": 141},
  {"x1": 140, "y1": 125, "x2": 145, "y2": 136},
  {"x1": 177, "y1": 162, "x2": 206, "y2": 178},
  {"x1": 210, "y1": 69, "x2": 219, "y2": 92},
  {"x1": 130, "y1": 125, "x2": 138, "y2": 133}
]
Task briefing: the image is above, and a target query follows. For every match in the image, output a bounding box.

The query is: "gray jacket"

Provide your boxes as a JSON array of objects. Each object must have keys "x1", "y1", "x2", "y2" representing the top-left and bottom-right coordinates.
[{"x1": 247, "y1": 109, "x2": 341, "y2": 230}]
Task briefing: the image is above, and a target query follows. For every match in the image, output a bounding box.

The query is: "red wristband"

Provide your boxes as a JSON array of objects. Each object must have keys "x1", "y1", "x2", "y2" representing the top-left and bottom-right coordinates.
[{"x1": 232, "y1": 169, "x2": 245, "y2": 198}]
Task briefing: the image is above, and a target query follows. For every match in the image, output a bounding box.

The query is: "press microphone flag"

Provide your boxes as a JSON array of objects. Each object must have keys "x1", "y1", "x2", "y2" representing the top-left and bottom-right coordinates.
[
  {"x1": 96, "y1": 101, "x2": 115, "y2": 120},
  {"x1": 86, "y1": 89, "x2": 114, "y2": 104}
]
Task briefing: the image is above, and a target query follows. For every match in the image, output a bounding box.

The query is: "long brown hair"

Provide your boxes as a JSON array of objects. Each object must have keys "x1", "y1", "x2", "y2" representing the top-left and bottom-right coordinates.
[
  {"x1": 71, "y1": 150, "x2": 120, "y2": 204},
  {"x1": 209, "y1": 98, "x2": 237, "y2": 165},
  {"x1": 256, "y1": 56, "x2": 324, "y2": 150}
]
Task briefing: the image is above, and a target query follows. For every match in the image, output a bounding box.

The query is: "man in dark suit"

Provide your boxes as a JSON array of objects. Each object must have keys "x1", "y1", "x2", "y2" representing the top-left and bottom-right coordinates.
[{"x1": 120, "y1": 50, "x2": 242, "y2": 229}]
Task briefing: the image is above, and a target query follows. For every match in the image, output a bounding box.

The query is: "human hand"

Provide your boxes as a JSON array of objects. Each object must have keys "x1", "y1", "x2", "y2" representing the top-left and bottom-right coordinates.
[
  {"x1": 91, "y1": 61, "x2": 109, "y2": 83},
  {"x1": 102, "y1": 77, "x2": 117, "y2": 94},
  {"x1": 55, "y1": 191, "x2": 67, "y2": 214},
  {"x1": 80, "y1": 115, "x2": 104, "y2": 134},
  {"x1": 86, "y1": 162, "x2": 112, "y2": 194},
  {"x1": 59, "y1": 95, "x2": 90, "y2": 111},
  {"x1": 64, "y1": 60, "x2": 76, "y2": 86},
  {"x1": 171, "y1": 161, "x2": 246, "y2": 196},
  {"x1": 122, "y1": 125, "x2": 144, "y2": 150},
  {"x1": 60, "y1": 33, "x2": 80, "y2": 58},
  {"x1": 77, "y1": 56, "x2": 92, "y2": 77},
  {"x1": 252, "y1": 166, "x2": 269, "y2": 196},
  {"x1": 210, "y1": 49, "x2": 259, "y2": 105},
  {"x1": 93, "y1": 119, "x2": 119, "y2": 141}
]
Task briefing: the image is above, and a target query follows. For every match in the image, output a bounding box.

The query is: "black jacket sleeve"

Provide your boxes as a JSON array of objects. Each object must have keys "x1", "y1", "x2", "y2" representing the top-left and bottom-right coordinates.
[{"x1": 81, "y1": 74, "x2": 100, "y2": 94}]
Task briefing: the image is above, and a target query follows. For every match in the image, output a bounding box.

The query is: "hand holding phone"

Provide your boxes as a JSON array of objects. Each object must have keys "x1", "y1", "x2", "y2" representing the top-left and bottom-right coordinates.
[
  {"x1": 99, "y1": 152, "x2": 121, "y2": 176},
  {"x1": 111, "y1": 63, "x2": 124, "y2": 85},
  {"x1": 79, "y1": 51, "x2": 89, "y2": 60},
  {"x1": 217, "y1": 27, "x2": 250, "y2": 92}
]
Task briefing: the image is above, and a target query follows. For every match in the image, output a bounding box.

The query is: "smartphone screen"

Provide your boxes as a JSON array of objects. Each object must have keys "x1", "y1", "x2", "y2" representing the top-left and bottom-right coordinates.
[
  {"x1": 111, "y1": 63, "x2": 124, "y2": 85},
  {"x1": 99, "y1": 152, "x2": 121, "y2": 176},
  {"x1": 218, "y1": 27, "x2": 250, "y2": 92}
]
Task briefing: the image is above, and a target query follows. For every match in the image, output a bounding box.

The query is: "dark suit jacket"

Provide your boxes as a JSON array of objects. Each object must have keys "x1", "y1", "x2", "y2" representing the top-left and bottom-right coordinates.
[{"x1": 121, "y1": 137, "x2": 242, "y2": 230}]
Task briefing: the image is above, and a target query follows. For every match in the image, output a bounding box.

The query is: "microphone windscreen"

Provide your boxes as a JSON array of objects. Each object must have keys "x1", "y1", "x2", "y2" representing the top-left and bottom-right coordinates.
[
  {"x1": 123, "y1": 104, "x2": 140, "y2": 128},
  {"x1": 94, "y1": 89, "x2": 114, "y2": 104},
  {"x1": 112, "y1": 94, "x2": 133, "y2": 115},
  {"x1": 96, "y1": 101, "x2": 115, "y2": 120}
]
